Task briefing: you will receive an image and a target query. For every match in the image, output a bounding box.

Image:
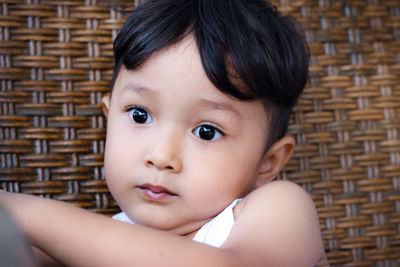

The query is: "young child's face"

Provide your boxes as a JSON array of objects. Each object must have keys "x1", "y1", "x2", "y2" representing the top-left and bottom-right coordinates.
[{"x1": 104, "y1": 37, "x2": 269, "y2": 236}]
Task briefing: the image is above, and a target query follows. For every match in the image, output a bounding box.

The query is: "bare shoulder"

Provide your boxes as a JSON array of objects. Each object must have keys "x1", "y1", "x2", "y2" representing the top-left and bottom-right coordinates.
[
  {"x1": 223, "y1": 180, "x2": 325, "y2": 267},
  {"x1": 245, "y1": 180, "x2": 317, "y2": 212}
]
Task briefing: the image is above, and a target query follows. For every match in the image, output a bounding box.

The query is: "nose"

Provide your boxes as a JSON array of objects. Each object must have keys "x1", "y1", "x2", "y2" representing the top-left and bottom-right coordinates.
[{"x1": 144, "y1": 129, "x2": 183, "y2": 173}]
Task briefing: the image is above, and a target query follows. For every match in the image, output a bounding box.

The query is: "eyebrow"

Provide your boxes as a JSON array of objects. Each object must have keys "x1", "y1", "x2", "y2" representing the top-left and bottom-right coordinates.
[
  {"x1": 120, "y1": 82, "x2": 241, "y2": 118},
  {"x1": 120, "y1": 83, "x2": 159, "y2": 96},
  {"x1": 198, "y1": 98, "x2": 242, "y2": 119}
]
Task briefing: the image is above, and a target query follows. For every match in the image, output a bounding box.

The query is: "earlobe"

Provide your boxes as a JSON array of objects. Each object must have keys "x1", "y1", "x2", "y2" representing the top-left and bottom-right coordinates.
[
  {"x1": 102, "y1": 94, "x2": 110, "y2": 118},
  {"x1": 256, "y1": 136, "x2": 295, "y2": 187}
]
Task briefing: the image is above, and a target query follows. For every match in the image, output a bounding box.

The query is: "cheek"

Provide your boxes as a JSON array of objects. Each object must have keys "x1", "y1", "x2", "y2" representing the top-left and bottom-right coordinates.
[
  {"x1": 185, "y1": 155, "x2": 257, "y2": 200},
  {"x1": 104, "y1": 143, "x2": 121, "y2": 193},
  {"x1": 104, "y1": 125, "x2": 134, "y2": 189},
  {"x1": 212, "y1": 151, "x2": 261, "y2": 193}
]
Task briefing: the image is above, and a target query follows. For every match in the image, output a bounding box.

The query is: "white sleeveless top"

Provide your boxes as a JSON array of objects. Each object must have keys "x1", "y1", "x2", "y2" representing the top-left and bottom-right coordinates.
[{"x1": 112, "y1": 199, "x2": 241, "y2": 248}]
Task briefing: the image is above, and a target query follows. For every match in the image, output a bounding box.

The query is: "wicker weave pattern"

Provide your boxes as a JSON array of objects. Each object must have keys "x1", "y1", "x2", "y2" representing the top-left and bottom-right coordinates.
[
  {"x1": 1, "y1": 0, "x2": 399, "y2": 266},
  {"x1": 0, "y1": 0, "x2": 139, "y2": 212},
  {"x1": 272, "y1": 0, "x2": 400, "y2": 266}
]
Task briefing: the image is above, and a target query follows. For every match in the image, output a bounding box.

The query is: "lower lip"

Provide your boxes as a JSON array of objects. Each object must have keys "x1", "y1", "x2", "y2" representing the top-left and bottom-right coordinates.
[{"x1": 137, "y1": 187, "x2": 176, "y2": 201}]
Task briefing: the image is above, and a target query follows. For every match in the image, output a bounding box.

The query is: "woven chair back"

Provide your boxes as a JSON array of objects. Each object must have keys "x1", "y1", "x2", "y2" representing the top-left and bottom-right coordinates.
[{"x1": 1, "y1": 1, "x2": 399, "y2": 266}]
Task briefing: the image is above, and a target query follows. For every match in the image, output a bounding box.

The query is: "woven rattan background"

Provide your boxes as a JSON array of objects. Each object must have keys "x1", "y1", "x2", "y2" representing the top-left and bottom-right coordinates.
[{"x1": 0, "y1": 0, "x2": 399, "y2": 266}]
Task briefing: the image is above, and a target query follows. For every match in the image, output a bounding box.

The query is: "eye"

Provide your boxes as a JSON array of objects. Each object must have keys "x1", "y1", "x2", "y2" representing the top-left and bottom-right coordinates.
[
  {"x1": 127, "y1": 107, "x2": 153, "y2": 124},
  {"x1": 193, "y1": 124, "x2": 224, "y2": 141}
]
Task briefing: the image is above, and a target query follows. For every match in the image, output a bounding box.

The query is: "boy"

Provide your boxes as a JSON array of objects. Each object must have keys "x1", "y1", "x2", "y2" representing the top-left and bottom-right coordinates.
[{"x1": 0, "y1": 0, "x2": 327, "y2": 266}]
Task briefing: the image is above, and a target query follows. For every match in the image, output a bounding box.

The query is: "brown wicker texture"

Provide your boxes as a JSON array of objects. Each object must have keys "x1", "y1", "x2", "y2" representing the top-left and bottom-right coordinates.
[{"x1": 0, "y1": 0, "x2": 399, "y2": 266}]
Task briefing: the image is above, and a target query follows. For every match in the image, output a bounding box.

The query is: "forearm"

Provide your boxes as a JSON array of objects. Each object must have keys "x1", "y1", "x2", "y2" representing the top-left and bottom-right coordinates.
[{"x1": 0, "y1": 192, "x2": 236, "y2": 267}]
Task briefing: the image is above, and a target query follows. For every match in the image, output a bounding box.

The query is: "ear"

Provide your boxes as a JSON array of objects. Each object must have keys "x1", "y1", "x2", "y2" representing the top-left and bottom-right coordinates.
[
  {"x1": 101, "y1": 94, "x2": 110, "y2": 118},
  {"x1": 256, "y1": 136, "x2": 295, "y2": 187}
]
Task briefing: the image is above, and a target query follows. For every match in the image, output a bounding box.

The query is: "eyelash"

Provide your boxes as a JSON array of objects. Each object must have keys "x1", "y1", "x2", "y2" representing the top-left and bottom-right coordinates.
[
  {"x1": 124, "y1": 105, "x2": 225, "y2": 141},
  {"x1": 192, "y1": 123, "x2": 225, "y2": 142},
  {"x1": 125, "y1": 106, "x2": 153, "y2": 124}
]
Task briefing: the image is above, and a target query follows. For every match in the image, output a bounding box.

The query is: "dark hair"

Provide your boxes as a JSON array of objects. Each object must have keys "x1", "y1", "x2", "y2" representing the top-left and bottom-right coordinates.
[{"x1": 112, "y1": 0, "x2": 309, "y2": 150}]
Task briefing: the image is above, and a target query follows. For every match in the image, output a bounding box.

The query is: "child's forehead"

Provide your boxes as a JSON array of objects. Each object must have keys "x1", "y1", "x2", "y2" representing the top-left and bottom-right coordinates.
[
  {"x1": 112, "y1": 41, "x2": 267, "y2": 115},
  {"x1": 112, "y1": 34, "x2": 268, "y2": 118},
  {"x1": 115, "y1": 35, "x2": 252, "y2": 100},
  {"x1": 114, "y1": 37, "x2": 210, "y2": 94},
  {"x1": 139, "y1": 36, "x2": 199, "y2": 72}
]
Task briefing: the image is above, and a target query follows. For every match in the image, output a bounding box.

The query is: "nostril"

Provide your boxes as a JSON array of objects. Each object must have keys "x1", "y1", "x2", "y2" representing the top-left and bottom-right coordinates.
[
  {"x1": 146, "y1": 160, "x2": 154, "y2": 167},
  {"x1": 144, "y1": 151, "x2": 181, "y2": 172},
  {"x1": 145, "y1": 159, "x2": 174, "y2": 171}
]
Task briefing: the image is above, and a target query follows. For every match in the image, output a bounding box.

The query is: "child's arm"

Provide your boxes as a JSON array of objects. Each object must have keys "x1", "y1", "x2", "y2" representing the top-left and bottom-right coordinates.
[
  {"x1": 0, "y1": 192, "x2": 235, "y2": 267},
  {"x1": 221, "y1": 180, "x2": 325, "y2": 266},
  {"x1": 0, "y1": 180, "x2": 324, "y2": 267}
]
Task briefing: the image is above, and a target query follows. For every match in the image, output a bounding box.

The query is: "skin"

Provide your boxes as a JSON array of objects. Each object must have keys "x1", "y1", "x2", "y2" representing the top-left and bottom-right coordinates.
[
  {"x1": 0, "y1": 37, "x2": 327, "y2": 266},
  {"x1": 104, "y1": 37, "x2": 271, "y2": 236}
]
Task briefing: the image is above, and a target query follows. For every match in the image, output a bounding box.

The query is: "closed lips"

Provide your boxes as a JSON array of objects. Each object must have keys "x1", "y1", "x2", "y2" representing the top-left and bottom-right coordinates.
[{"x1": 137, "y1": 184, "x2": 177, "y2": 196}]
